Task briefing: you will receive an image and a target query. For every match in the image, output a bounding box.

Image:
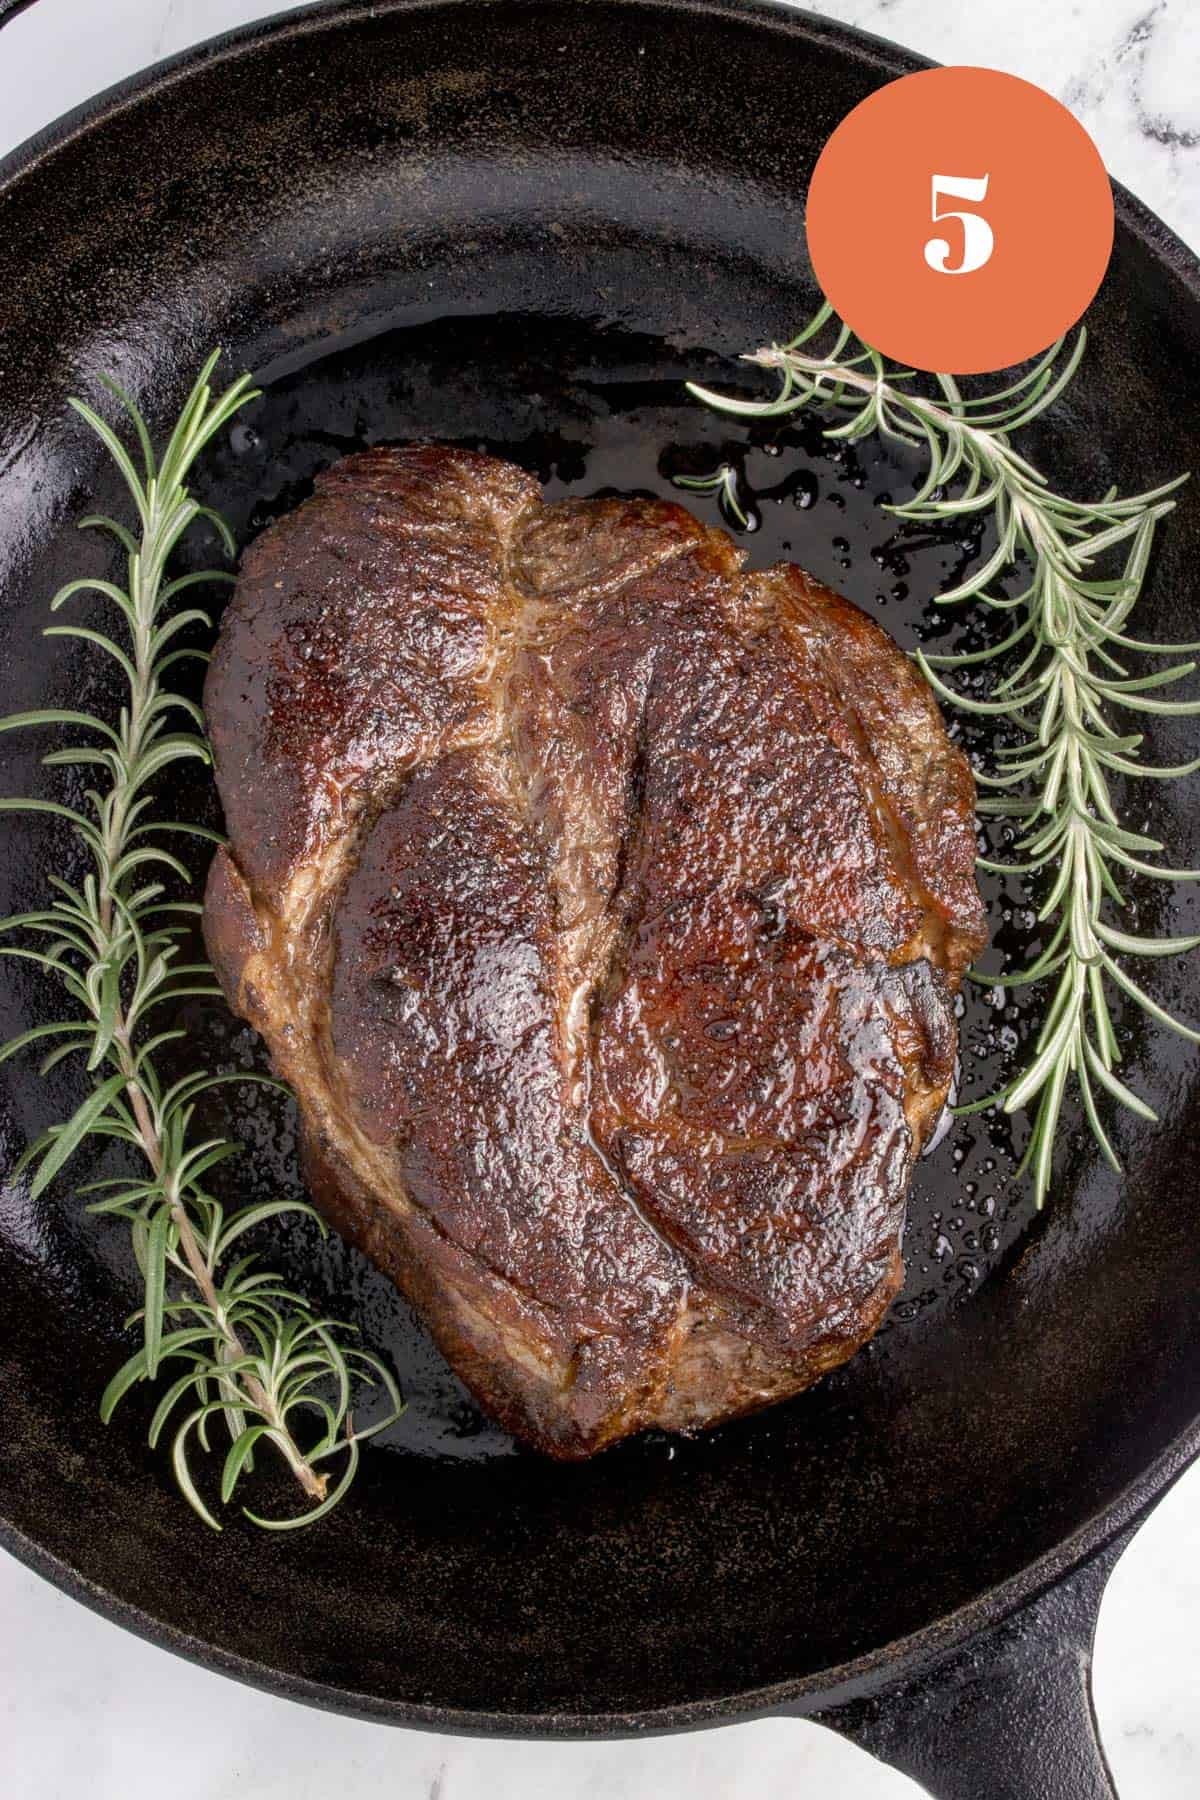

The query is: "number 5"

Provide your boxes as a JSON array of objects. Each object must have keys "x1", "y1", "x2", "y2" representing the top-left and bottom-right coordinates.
[{"x1": 924, "y1": 173, "x2": 993, "y2": 275}]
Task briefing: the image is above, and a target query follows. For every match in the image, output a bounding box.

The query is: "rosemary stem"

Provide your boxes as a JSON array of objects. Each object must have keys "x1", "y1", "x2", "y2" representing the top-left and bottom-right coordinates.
[
  {"x1": 90, "y1": 494, "x2": 329, "y2": 1503},
  {"x1": 748, "y1": 345, "x2": 1002, "y2": 454}
]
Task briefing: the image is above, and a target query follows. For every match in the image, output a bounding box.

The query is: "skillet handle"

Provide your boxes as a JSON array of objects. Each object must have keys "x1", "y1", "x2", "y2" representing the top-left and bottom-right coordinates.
[{"x1": 807, "y1": 1526, "x2": 1134, "y2": 1800}]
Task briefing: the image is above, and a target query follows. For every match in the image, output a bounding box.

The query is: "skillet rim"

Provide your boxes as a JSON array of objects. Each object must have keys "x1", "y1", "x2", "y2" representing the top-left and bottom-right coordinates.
[{"x1": 0, "y1": 0, "x2": 1198, "y2": 1734}]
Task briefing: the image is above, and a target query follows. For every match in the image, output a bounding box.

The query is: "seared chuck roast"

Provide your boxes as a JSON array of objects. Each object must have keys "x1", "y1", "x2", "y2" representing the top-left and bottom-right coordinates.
[{"x1": 203, "y1": 446, "x2": 986, "y2": 1458}]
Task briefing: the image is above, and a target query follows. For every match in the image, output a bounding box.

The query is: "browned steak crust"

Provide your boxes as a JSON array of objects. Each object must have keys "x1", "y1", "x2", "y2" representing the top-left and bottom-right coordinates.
[{"x1": 203, "y1": 446, "x2": 986, "y2": 1458}]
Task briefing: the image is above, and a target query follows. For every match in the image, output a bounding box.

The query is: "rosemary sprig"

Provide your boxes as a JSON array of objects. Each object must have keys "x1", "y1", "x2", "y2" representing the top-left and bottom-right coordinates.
[
  {"x1": 688, "y1": 301, "x2": 1199, "y2": 1206},
  {"x1": 0, "y1": 354, "x2": 401, "y2": 1529}
]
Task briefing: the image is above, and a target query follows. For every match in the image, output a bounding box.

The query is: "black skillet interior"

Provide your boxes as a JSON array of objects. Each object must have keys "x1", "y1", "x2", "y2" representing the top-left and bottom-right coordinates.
[{"x1": 0, "y1": 0, "x2": 1198, "y2": 1731}]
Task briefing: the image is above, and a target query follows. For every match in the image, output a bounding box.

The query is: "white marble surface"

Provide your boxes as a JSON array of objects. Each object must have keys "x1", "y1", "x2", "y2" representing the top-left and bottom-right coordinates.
[{"x1": 1, "y1": 2, "x2": 1198, "y2": 1796}]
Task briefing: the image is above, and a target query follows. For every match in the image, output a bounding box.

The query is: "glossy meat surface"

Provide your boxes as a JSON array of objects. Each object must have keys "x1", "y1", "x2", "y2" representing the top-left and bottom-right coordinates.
[{"x1": 204, "y1": 446, "x2": 986, "y2": 1457}]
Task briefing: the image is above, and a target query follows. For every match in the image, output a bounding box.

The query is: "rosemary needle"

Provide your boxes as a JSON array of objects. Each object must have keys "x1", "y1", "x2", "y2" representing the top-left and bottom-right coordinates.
[
  {"x1": 673, "y1": 462, "x2": 753, "y2": 529},
  {"x1": 686, "y1": 301, "x2": 1198, "y2": 1207},
  {"x1": 0, "y1": 354, "x2": 402, "y2": 1529}
]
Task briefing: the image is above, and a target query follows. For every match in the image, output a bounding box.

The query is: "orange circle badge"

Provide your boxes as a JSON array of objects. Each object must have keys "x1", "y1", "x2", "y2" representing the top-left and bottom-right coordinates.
[{"x1": 805, "y1": 67, "x2": 1115, "y2": 375}]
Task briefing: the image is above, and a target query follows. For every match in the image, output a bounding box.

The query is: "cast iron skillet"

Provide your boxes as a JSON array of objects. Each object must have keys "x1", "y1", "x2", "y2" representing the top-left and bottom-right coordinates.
[{"x1": 0, "y1": 3, "x2": 1198, "y2": 1795}]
